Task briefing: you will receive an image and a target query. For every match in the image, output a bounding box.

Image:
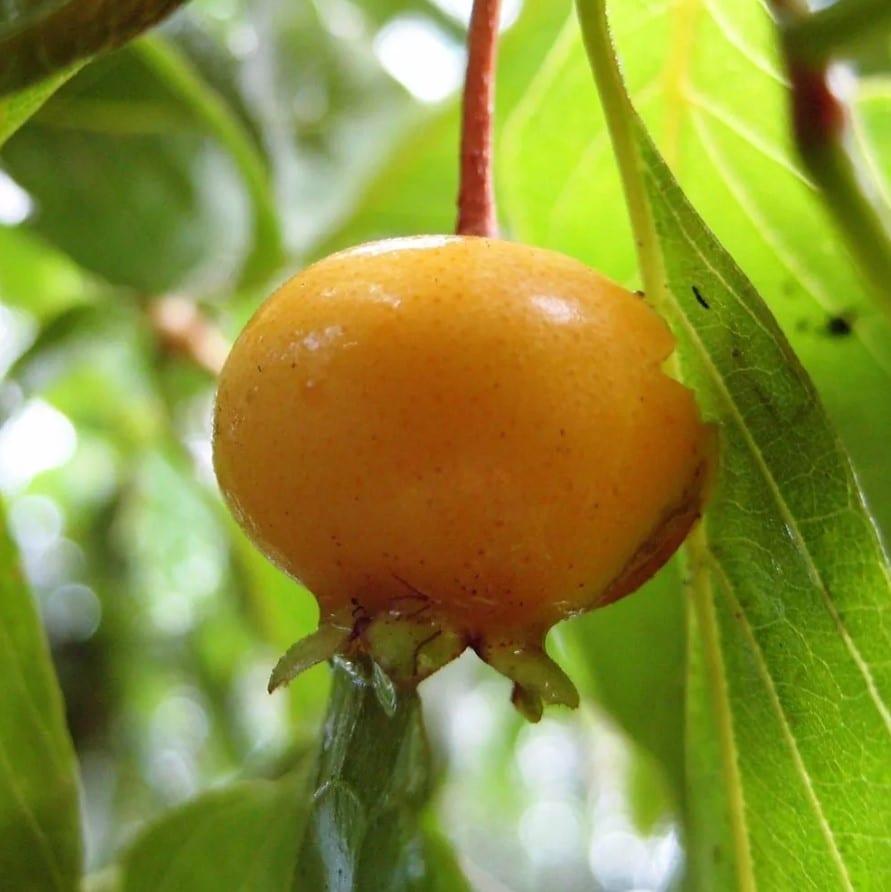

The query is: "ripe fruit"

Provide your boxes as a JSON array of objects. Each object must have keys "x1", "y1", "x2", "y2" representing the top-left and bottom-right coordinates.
[{"x1": 213, "y1": 235, "x2": 714, "y2": 718}]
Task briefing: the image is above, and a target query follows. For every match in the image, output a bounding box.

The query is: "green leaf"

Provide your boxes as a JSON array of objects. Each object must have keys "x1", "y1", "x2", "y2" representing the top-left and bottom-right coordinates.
[
  {"x1": 119, "y1": 773, "x2": 311, "y2": 892},
  {"x1": 1, "y1": 45, "x2": 254, "y2": 295},
  {"x1": 640, "y1": 123, "x2": 891, "y2": 890},
  {"x1": 133, "y1": 36, "x2": 284, "y2": 287},
  {"x1": 549, "y1": 1, "x2": 891, "y2": 888},
  {"x1": 0, "y1": 225, "x2": 103, "y2": 319},
  {"x1": 501, "y1": 1, "x2": 891, "y2": 542},
  {"x1": 417, "y1": 825, "x2": 472, "y2": 892},
  {"x1": 0, "y1": 501, "x2": 82, "y2": 890},
  {"x1": 553, "y1": 561, "x2": 686, "y2": 800},
  {"x1": 0, "y1": 0, "x2": 189, "y2": 95},
  {"x1": 0, "y1": 63, "x2": 80, "y2": 147},
  {"x1": 295, "y1": 659, "x2": 465, "y2": 892}
]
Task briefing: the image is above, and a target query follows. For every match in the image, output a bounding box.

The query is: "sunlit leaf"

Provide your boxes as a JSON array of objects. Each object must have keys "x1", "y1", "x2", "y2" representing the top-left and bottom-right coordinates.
[
  {"x1": 640, "y1": 119, "x2": 891, "y2": 889},
  {"x1": 502, "y1": 1, "x2": 891, "y2": 540},
  {"x1": 0, "y1": 226, "x2": 104, "y2": 319},
  {"x1": 512, "y1": 1, "x2": 891, "y2": 886}
]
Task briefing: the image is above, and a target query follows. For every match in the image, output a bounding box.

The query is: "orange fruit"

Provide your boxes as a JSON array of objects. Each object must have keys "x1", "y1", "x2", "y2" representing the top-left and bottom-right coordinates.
[{"x1": 213, "y1": 236, "x2": 714, "y2": 717}]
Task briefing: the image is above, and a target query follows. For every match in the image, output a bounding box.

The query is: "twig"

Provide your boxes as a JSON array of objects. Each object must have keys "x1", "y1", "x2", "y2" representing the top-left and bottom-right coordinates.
[
  {"x1": 456, "y1": 0, "x2": 501, "y2": 237},
  {"x1": 148, "y1": 295, "x2": 230, "y2": 376},
  {"x1": 782, "y1": 0, "x2": 891, "y2": 63},
  {"x1": 771, "y1": 1, "x2": 891, "y2": 321}
]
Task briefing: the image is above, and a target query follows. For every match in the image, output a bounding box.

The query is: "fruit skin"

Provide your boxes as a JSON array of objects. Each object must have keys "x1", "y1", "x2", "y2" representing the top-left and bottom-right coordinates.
[{"x1": 214, "y1": 236, "x2": 714, "y2": 709}]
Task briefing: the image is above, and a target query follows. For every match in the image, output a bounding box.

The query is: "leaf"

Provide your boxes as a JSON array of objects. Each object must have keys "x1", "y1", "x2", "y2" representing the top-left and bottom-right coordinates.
[
  {"x1": 0, "y1": 500, "x2": 82, "y2": 890},
  {"x1": 0, "y1": 0, "x2": 189, "y2": 95},
  {"x1": 502, "y1": 1, "x2": 891, "y2": 541},
  {"x1": 553, "y1": 561, "x2": 686, "y2": 799},
  {"x1": 295, "y1": 659, "x2": 466, "y2": 892},
  {"x1": 418, "y1": 824, "x2": 472, "y2": 892},
  {"x1": 119, "y1": 772, "x2": 311, "y2": 892},
  {"x1": 133, "y1": 36, "x2": 283, "y2": 287},
  {"x1": 0, "y1": 225, "x2": 104, "y2": 319},
  {"x1": 503, "y1": 10, "x2": 891, "y2": 873},
  {"x1": 538, "y1": 1, "x2": 891, "y2": 888},
  {"x1": 639, "y1": 122, "x2": 891, "y2": 890},
  {"x1": 0, "y1": 63, "x2": 80, "y2": 147},
  {"x1": 1, "y1": 44, "x2": 254, "y2": 295},
  {"x1": 9, "y1": 304, "x2": 107, "y2": 388}
]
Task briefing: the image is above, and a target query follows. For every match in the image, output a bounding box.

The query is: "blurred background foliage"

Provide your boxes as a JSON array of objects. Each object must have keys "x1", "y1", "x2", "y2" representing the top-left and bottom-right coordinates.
[{"x1": 0, "y1": 0, "x2": 889, "y2": 890}]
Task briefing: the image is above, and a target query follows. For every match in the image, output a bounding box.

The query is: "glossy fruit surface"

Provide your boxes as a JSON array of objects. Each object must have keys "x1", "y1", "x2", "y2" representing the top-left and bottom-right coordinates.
[{"x1": 214, "y1": 236, "x2": 714, "y2": 714}]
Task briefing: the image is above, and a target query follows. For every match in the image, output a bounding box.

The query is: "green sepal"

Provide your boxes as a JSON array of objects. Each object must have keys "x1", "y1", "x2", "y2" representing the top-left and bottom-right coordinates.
[
  {"x1": 482, "y1": 639, "x2": 580, "y2": 723},
  {"x1": 267, "y1": 618, "x2": 351, "y2": 693},
  {"x1": 365, "y1": 612, "x2": 465, "y2": 683},
  {"x1": 268, "y1": 606, "x2": 581, "y2": 725}
]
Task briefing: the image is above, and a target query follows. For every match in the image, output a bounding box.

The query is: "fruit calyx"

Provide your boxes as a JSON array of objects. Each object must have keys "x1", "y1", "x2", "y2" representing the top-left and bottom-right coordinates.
[{"x1": 268, "y1": 602, "x2": 578, "y2": 723}]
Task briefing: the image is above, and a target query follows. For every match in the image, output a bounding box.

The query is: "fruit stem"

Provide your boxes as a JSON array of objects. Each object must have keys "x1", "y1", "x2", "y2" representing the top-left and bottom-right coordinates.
[
  {"x1": 294, "y1": 658, "x2": 432, "y2": 886},
  {"x1": 456, "y1": 0, "x2": 501, "y2": 238}
]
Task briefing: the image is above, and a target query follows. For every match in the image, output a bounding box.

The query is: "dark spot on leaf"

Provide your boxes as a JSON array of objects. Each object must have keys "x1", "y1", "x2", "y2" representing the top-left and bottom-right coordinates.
[
  {"x1": 692, "y1": 285, "x2": 710, "y2": 309},
  {"x1": 826, "y1": 314, "x2": 852, "y2": 337}
]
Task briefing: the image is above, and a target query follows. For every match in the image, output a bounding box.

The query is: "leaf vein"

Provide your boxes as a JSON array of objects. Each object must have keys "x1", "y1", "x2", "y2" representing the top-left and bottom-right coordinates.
[{"x1": 711, "y1": 559, "x2": 856, "y2": 890}]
